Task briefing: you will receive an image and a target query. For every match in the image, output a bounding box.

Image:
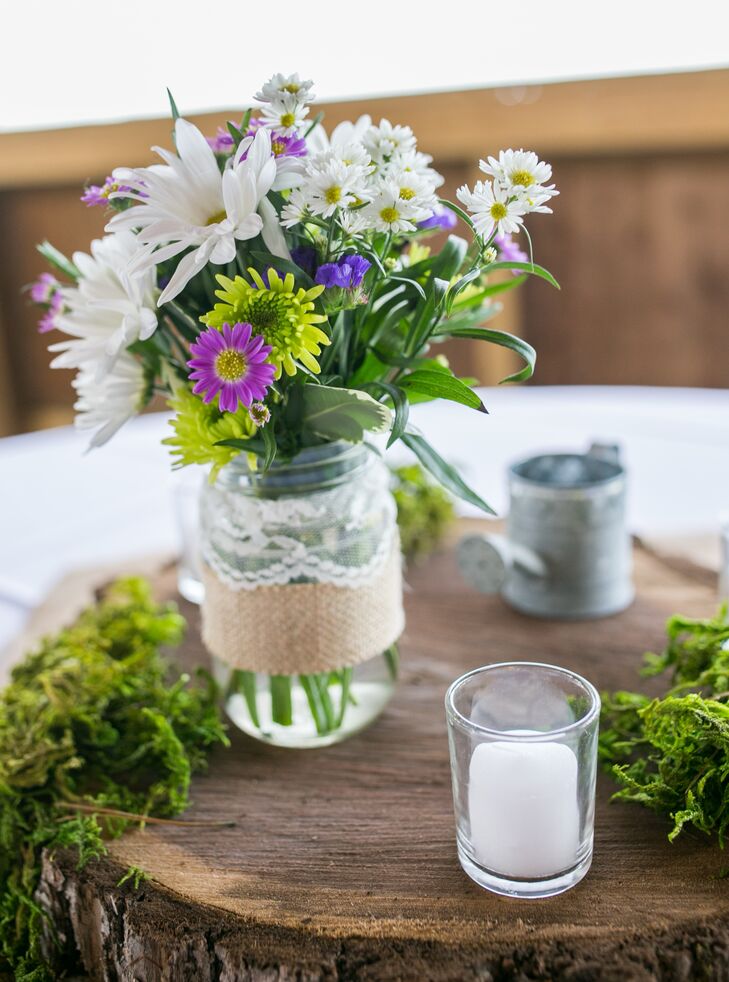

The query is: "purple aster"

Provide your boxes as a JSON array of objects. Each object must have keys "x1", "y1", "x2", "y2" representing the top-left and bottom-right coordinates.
[
  {"x1": 30, "y1": 272, "x2": 58, "y2": 304},
  {"x1": 270, "y1": 131, "x2": 307, "y2": 159},
  {"x1": 187, "y1": 322, "x2": 276, "y2": 412},
  {"x1": 418, "y1": 206, "x2": 458, "y2": 231},
  {"x1": 315, "y1": 253, "x2": 371, "y2": 290},
  {"x1": 249, "y1": 402, "x2": 271, "y2": 426},
  {"x1": 29, "y1": 273, "x2": 63, "y2": 333},
  {"x1": 38, "y1": 292, "x2": 63, "y2": 334},
  {"x1": 80, "y1": 175, "x2": 134, "y2": 207},
  {"x1": 206, "y1": 127, "x2": 235, "y2": 154},
  {"x1": 494, "y1": 233, "x2": 528, "y2": 267},
  {"x1": 291, "y1": 245, "x2": 318, "y2": 278}
]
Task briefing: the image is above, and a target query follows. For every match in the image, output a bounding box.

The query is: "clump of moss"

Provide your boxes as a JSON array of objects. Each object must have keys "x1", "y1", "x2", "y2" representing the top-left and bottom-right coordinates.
[
  {"x1": 0, "y1": 577, "x2": 228, "y2": 980},
  {"x1": 600, "y1": 606, "x2": 729, "y2": 846},
  {"x1": 392, "y1": 463, "x2": 455, "y2": 563}
]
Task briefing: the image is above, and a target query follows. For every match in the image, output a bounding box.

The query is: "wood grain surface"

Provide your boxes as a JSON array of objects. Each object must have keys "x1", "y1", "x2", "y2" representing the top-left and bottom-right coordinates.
[{"x1": 39, "y1": 540, "x2": 729, "y2": 981}]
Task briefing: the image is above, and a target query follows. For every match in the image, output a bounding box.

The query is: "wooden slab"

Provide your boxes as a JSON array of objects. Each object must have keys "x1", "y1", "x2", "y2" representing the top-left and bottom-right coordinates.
[{"x1": 40, "y1": 540, "x2": 729, "y2": 981}]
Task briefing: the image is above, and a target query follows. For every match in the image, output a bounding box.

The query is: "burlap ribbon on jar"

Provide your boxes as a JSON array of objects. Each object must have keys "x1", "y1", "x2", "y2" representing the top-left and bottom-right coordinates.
[{"x1": 201, "y1": 537, "x2": 405, "y2": 675}]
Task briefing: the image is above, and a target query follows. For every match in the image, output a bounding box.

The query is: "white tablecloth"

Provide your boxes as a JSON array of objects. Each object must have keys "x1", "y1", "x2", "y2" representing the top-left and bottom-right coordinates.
[{"x1": 1, "y1": 386, "x2": 727, "y2": 649}]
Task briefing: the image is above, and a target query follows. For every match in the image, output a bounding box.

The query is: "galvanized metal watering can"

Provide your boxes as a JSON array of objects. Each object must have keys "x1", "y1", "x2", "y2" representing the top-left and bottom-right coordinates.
[{"x1": 457, "y1": 444, "x2": 634, "y2": 619}]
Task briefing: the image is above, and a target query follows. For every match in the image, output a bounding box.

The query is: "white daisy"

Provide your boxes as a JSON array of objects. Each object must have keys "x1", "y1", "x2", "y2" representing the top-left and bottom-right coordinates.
[
  {"x1": 304, "y1": 156, "x2": 371, "y2": 219},
  {"x1": 363, "y1": 183, "x2": 425, "y2": 234},
  {"x1": 456, "y1": 180, "x2": 527, "y2": 239},
  {"x1": 49, "y1": 231, "x2": 157, "y2": 380},
  {"x1": 258, "y1": 94, "x2": 310, "y2": 136},
  {"x1": 108, "y1": 119, "x2": 274, "y2": 305},
  {"x1": 255, "y1": 73, "x2": 315, "y2": 106},
  {"x1": 306, "y1": 115, "x2": 372, "y2": 156},
  {"x1": 480, "y1": 149, "x2": 558, "y2": 210},
  {"x1": 337, "y1": 207, "x2": 372, "y2": 236},
  {"x1": 389, "y1": 149, "x2": 444, "y2": 190},
  {"x1": 386, "y1": 167, "x2": 439, "y2": 214},
  {"x1": 363, "y1": 119, "x2": 417, "y2": 164},
  {"x1": 280, "y1": 188, "x2": 311, "y2": 229},
  {"x1": 71, "y1": 351, "x2": 146, "y2": 449},
  {"x1": 325, "y1": 141, "x2": 372, "y2": 172}
]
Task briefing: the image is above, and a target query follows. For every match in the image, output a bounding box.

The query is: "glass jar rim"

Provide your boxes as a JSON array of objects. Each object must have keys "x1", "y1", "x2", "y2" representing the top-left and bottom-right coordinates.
[{"x1": 444, "y1": 661, "x2": 601, "y2": 739}]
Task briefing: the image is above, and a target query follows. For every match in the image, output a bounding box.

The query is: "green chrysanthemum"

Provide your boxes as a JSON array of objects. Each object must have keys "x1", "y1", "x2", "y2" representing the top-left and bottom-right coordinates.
[
  {"x1": 202, "y1": 269, "x2": 330, "y2": 378},
  {"x1": 163, "y1": 387, "x2": 256, "y2": 481}
]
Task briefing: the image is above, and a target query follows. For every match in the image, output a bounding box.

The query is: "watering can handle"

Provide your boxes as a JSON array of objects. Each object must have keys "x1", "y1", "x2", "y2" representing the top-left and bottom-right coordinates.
[{"x1": 456, "y1": 533, "x2": 547, "y2": 595}]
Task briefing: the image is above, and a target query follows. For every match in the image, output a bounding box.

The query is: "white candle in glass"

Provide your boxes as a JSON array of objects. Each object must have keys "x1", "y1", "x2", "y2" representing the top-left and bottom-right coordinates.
[{"x1": 468, "y1": 735, "x2": 580, "y2": 878}]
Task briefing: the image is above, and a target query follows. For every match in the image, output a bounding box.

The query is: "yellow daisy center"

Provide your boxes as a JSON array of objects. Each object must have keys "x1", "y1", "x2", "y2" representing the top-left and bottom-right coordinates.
[
  {"x1": 282, "y1": 83, "x2": 300, "y2": 94},
  {"x1": 325, "y1": 186, "x2": 342, "y2": 205},
  {"x1": 380, "y1": 206, "x2": 400, "y2": 223},
  {"x1": 510, "y1": 169, "x2": 534, "y2": 188},
  {"x1": 280, "y1": 112, "x2": 296, "y2": 129},
  {"x1": 206, "y1": 209, "x2": 227, "y2": 226},
  {"x1": 215, "y1": 349, "x2": 247, "y2": 381},
  {"x1": 490, "y1": 202, "x2": 508, "y2": 221},
  {"x1": 271, "y1": 139, "x2": 287, "y2": 156},
  {"x1": 399, "y1": 187, "x2": 416, "y2": 200}
]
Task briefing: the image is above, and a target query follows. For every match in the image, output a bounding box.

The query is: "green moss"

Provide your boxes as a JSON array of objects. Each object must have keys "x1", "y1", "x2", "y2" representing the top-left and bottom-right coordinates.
[
  {"x1": 600, "y1": 606, "x2": 729, "y2": 847},
  {"x1": 392, "y1": 464, "x2": 455, "y2": 563},
  {"x1": 0, "y1": 577, "x2": 228, "y2": 979}
]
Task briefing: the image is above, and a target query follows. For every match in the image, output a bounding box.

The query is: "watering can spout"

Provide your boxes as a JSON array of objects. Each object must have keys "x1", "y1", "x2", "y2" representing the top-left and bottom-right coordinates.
[{"x1": 457, "y1": 533, "x2": 547, "y2": 595}]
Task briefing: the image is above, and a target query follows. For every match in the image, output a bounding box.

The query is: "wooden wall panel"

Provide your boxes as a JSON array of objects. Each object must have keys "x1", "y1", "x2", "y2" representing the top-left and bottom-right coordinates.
[
  {"x1": 522, "y1": 152, "x2": 729, "y2": 387},
  {"x1": 0, "y1": 187, "x2": 106, "y2": 429}
]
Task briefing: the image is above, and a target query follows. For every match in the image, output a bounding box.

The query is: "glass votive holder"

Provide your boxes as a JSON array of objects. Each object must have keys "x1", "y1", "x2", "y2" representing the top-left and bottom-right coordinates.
[
  {"x1": 445, "y1": 662, "x2": 600, "y2": 899},
  {"x1": 172, "y1": 469, "x2": 205, "y2": 605}
]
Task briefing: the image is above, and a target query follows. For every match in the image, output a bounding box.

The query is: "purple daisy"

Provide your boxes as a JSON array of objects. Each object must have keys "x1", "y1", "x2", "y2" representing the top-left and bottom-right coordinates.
[
  {"x1": 81, "y1": 175, "x2": 135, "y2": 207},
  {"x1": 187, "y1": 322, "x2": 275, "y2": 413},
  {"x1": 270, "y1": 131, "x2": 307, "y2": 159}
]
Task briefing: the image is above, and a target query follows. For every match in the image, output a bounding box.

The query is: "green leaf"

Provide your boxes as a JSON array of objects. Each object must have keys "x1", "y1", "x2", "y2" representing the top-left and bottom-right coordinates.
[
  {"x1": 445, "y1": 266, "x2": 483, "y2": 314},
  {"x1": 388, "y1": 273, "x2": 427, "y2": 301},
  {"x1": 400, "y1": 370, "x2": 486, "y2": 412},
  {"x1": 406, "y1": 276, "x2": 450, "y2": 353},
  {"x1": 37, "y1": 240, "x2": 79, "y2": 281},
  {"x1": 226, "y1": 120, "x2": 245, "y2": 147},
  {"x1": 214, "y1": 438, "x2": 257, "y2": 452},
  {"x1": 167, "y1": 88, "x2": 181, "y2": 122},
  {"x1": 362, "y1": 381, "x2": 410, "y2": 448},
  {"x1": 432, "y1": 235, "x2": 469, "y2": 279},
  {"x1": 481, "y1": 260, "x2": 560, "y2": 289},
  {"x1": 249, "y1": 251, "x2": 316, "y2": 288},
  {"x1": 304, "y1": 111, "x2": 325, "y2": 138},
  {"x1": 432, "y1": 326, "x2": 537, "y2": 384},
  {"x1": 162, "y1": 300, "x2": 202, "y2": 341},
  {"x1": 301, "y1": 385, "x2": 391, "y2": 442},
  {"x1": 402, "y1": 432, "x2": 495, "y2": 514},
  {"x1": 437, "y1": 198, "x2": 478, "y2": 237},
  {"x1": 261, "y1": 424, "x2": 277, "y2": 471}
]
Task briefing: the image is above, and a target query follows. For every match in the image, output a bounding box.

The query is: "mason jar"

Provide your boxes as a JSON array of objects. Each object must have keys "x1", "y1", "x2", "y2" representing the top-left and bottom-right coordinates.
[{"x1": 199, "y1": 441, "x2": 404, "y2": 748}]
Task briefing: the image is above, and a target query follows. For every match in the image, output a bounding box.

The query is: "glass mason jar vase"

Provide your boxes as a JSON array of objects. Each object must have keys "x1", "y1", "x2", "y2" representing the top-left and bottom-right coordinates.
[{"x1": 199, "y1": 442, "x2": 404, "y2": 748}]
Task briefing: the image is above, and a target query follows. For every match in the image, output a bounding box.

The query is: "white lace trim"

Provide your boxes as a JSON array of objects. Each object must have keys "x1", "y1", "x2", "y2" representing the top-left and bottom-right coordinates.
[{"x1": 199, "y1": 457, "x2": 397, "y2": 591}]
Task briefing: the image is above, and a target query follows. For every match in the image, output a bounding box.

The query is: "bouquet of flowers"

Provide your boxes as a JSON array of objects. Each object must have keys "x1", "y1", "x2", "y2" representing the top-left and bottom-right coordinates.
[
  {"x1": 30, "y1": 72, "x2": 559, "y2": 748},
  {"x1": 32, "y1": 71, "x2": 557, "y2": 509}
]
